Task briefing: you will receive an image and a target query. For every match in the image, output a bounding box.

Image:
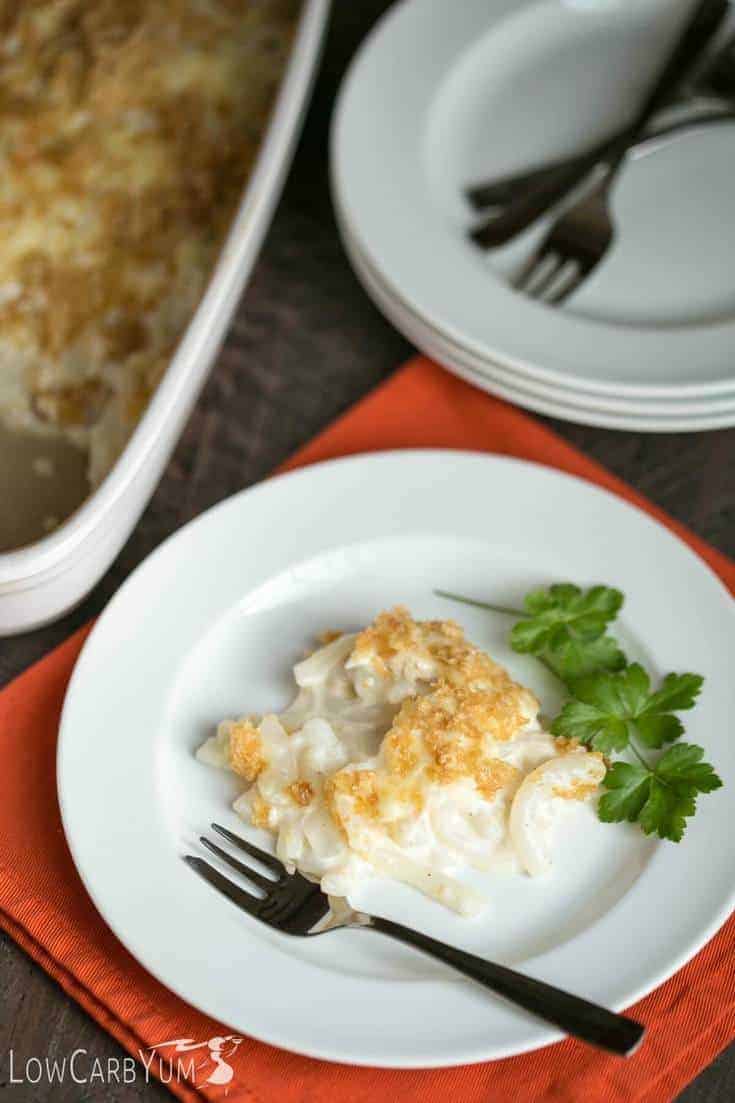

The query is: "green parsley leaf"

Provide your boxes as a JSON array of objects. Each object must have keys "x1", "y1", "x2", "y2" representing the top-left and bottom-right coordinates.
[
  {"x1": 634, "y1": 713, "x2": 683, "y2": 747},
  {"x1": 550, "y1": 700, "x2": 631, "y2": 752},
  {"x1": 575, "y1": 660, "x2": 650, "y2": 712},
  {"x1": 637, "y1": 778, "x2": 696, "y2": 842},
  {"x1": 643, "y1": 744, "x2": 721, "y2": 841},
  {"x1": 655, "y1": 742, "x2": 723, "y2": 793},
  {"x1": 540, "y1": 633, "x2": 626, "y2": 685},
  {"x1": 550, "y1": 664, "x2": 704, "y2": 751},
  {"x1": 511, "y1": 584, "x2": 623, "y2": 655},
  {"x1": 598, "y1": 744, "x2": 722, "y2": 841},
  {"x1": 642, "y1": 672, "x2": 704, "y2": 714},
  {"x1": 598, "y1": 762, "x2": 652, "y2": 823}
]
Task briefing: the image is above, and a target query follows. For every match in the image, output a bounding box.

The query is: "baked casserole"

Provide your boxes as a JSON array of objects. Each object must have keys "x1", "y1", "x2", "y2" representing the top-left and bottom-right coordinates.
[{"x1": 0, "y1": 1, "x2": 298, "y2": 488}]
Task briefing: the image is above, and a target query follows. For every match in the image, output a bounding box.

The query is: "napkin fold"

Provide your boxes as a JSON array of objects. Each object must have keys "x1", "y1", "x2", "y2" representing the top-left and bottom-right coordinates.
[{"x1": 0, "y1": 357, "x2": 732, "y2": 1103}]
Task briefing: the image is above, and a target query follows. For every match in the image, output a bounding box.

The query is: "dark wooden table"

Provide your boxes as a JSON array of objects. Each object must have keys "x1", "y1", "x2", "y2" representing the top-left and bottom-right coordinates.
[{"x1": 1, "y1": 4, "x2": 733, "y2": 1100}]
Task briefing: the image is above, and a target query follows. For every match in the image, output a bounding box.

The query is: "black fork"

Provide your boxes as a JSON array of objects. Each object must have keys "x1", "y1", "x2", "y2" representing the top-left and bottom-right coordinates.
[
  {"x1": 186, "y1": 823, "x2": 645, "y2": 1057},
  {"x1": 468, "y1": 0, "x2": 732, "y2": 247}
]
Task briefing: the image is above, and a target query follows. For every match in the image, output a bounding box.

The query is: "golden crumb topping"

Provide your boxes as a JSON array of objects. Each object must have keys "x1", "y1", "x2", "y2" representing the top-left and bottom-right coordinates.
[
  {"x1": 552, "y1": 763, "x2": 604, "y2": 802},
  {"x1": 250, "y1": 794, "x2": 273, "y2": 830},
  {"x1": 227, "y1": 719, "x2": 266, "y2": 782},
  {"x1": 286, "y1": 780, "x2": 314, "y2": 807},
  {"x1": 0, "y1": 1, "x2": 298, "y2": 485},
  {"x1": 350, "y1": 605, "x2": 465, "y2": 677},
  {"x1": 328, "y1": 609, "x2": 536, "y2": 833},
  {"x1": 472, "y1": 757, "x2": 522, "y2": 802},
  {"x1": 383, "y1": 727, "x2": 421, "y2": 778},
  {"x1": 326, "y1": 770, "x2": 380, "y2": 826},
  {"x1": 554, "y1": 736, "x2": 582, "y2": 755}
]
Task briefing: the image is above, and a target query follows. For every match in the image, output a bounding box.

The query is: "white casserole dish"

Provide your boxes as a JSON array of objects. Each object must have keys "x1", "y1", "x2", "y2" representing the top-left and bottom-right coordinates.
[{"x1": 0, "y1": 0, "x2": 330, "y2": 637}]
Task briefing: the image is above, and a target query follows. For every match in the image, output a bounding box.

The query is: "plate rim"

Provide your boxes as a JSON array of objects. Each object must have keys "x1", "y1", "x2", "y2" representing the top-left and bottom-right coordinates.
[
  {"x1": 338, "y1": 223, "x2": 735, "y2": 432},
  {"x1": 339, "y1": 215, "x2": 735, "y2": 417}
]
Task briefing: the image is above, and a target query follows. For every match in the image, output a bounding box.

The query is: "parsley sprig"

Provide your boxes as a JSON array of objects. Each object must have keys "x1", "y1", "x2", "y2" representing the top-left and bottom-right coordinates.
[
  {"x1": 550, "y1": 664, "x2": 703, "y2": 752},
  {"x1": 598, "y1": 746, "x2": 721, "y2": 842},
  {"x1": 435, "y1": 584, "x2": 722, "y2": 842},
  {"x1": 511, "y1": 583, "x2": 627, "y2": 683}
]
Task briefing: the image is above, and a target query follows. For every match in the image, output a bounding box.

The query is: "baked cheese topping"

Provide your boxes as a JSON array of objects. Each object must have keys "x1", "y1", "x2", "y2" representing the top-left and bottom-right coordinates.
[{"x1": 0, "y1": 1, "x2": 298, "y2": 488}]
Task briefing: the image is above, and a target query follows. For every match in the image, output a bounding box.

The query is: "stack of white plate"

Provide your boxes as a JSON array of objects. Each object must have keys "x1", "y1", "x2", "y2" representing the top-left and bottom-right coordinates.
[{"x1": 331, "y1": 0, "x2": 735, "y2": 431}]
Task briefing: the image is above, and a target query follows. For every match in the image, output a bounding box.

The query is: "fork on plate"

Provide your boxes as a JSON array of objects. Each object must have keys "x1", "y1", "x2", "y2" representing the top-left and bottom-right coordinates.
[
  {"x1": 185, "y1": 823, "x2": 645, "y2": 1057},
  {"x1": 466, "y1": 28, "x2": 735, "y2": 215},
  {"x1": 508, "y1": 102, "x2": 735, "y2": 303},
  {"x1": 510, "y1": 156, "x2": 627, "y2": 305},
  {"x1": 507, "y1": 0, "x2": 733, "y2": 305},
  {"x1": 468, "y1": 0, "x2": 733, "y2": 300}
]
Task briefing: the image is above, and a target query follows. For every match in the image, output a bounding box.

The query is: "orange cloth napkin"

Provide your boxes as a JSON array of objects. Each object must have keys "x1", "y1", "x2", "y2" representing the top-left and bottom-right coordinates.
[{"x1": 1, "y1": 357, "x2": 733, "y2": 1103}]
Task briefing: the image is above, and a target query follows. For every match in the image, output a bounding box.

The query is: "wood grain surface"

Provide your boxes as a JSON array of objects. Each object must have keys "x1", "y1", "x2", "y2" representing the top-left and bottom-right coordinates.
[{"x1": 0, "y1": 3, "x2": 732, "y2": 1099}]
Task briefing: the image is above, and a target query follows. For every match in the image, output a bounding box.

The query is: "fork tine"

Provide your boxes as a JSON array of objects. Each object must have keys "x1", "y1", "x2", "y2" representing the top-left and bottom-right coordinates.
[
  {"x1": 184, "y1": 856, "x2": 263, "y2": 917},
  {"x1": 513, "y1": 249, "x2": 544, "y2": 292},
  {"x1": 515, "y1": 250, "x2": 563, "y2": 298},
  {"x1": 538, "y1": 258, "x2": 578, "y2": 303},
  {"x1": 211, "y1": 822, "x2": 285, "y2": 875},
  {"x1": 526, "y1": 254, "x2": 562, "y2": 297},
  {"x1": 545, "y1": 261, "x2": 591, "y2": 305},
  {"x1": 200, "y1": 837, "x2": 276, "y2": 892}
]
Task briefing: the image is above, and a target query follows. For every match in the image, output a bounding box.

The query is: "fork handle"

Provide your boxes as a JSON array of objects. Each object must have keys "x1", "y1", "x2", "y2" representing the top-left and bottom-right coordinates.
[
  {"x1": 467, "y1": 104, "x2": 735, "y2": 211},
  {"x1": 366, "y1": 916, "x2": 644, "y2": 1057},
  {"x1": 470, "y1": 153, "x2": 604, "y2": 246}
]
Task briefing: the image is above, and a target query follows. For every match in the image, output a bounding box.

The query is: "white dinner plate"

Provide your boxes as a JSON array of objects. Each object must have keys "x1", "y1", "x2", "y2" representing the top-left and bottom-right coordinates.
[
  {"x1": 342, "y1": 224, "x2": 735, "y2": 431},
  {"x1": 332, "y1": 0, "x2": 735, "y2": 399},
  {"x1": 58, "y1": 452, "x2": 735, "y2": 1067}
]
